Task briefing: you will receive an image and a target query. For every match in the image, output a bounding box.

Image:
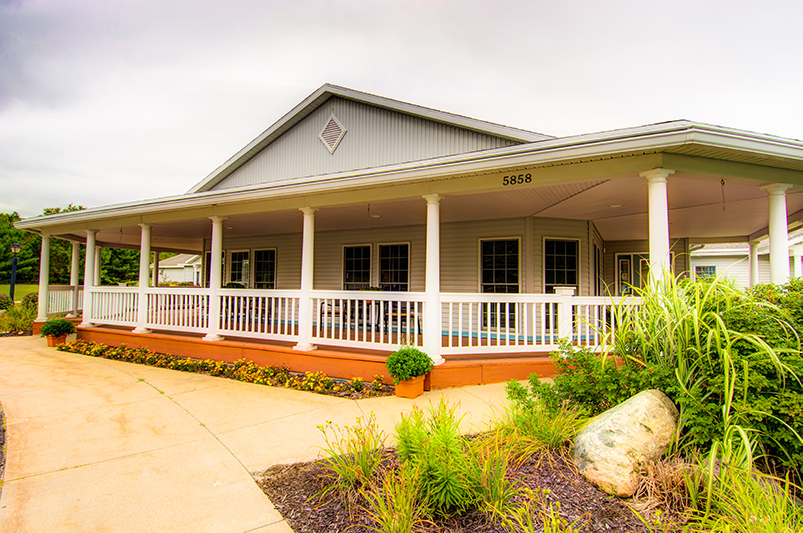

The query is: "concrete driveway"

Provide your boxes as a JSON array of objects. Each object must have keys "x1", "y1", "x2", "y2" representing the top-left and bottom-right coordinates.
[{"x1": 0, "y1": 335, "x2": 511, "y2": 532}]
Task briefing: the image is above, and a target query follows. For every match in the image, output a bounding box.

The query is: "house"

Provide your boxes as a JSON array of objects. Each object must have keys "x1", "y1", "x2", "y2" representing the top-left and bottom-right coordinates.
[
  {"x1": 151, "y1": 253, "x2": 202, "y2": 285},
  {"x1": 689, "y1": 230, "x2": 803, "y2": 288},
  {"x1": 16, "y1": 84, "x2": 803, "y2": 387}
]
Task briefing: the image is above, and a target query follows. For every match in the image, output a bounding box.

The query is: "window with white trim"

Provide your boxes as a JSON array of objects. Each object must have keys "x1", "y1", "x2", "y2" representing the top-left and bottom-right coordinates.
[
  {"x1": 379, "y1": 244, "x2": 409, "y2": 291},
  {"x1": 695, "y1": 265, "x2": 716, "y2": 279},
  {"x1": 544, "y1": 239, "x2": 578, "y2": 293},
  {"x1": 228, "y1": 250, "x2": 250, "y2": 287},
  {"x1": 254, "y1": 249, "x2": 276, "y2": 289},
  {"x1": 343, "y1": 245, "x2": 371, "y2": 290},
  {"x1": 481, "y1": 239, "x2": 519, "y2": 328}
]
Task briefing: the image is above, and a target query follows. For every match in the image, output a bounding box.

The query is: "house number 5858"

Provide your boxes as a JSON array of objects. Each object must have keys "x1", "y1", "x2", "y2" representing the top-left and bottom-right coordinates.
[{"x1": 502, "y1": 173, "x2": 532, "y2": 186}]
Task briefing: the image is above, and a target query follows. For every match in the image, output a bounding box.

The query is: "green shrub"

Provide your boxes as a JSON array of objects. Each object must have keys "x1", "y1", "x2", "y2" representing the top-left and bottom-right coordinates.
[
  {"x1": 0, "y1": 293, "x2": 12, "y2": 310},
  {"x1": 318, "y1": 414, "x2": 386, "y2": 504},
  {"x1": 385, "y1": 346, "x2": 432, "y2": 384},
  {"x1": 40, "y1": 318, "x2": 76, "y2": 337},
  {"x1": 0, "y1": 304, "x2": 36, "y2": 332},
  {"x1": 395, "y1": 399, "x2": 480, "y2": 517},
  {"x1": 21, "y1": 292, "x2": 37, "y2": 311}
]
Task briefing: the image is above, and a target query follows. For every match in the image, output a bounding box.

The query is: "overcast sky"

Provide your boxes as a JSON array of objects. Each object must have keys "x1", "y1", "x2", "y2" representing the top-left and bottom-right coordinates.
[{"x1": 1, "y1": 0, "x2": 801, "y2": 218}]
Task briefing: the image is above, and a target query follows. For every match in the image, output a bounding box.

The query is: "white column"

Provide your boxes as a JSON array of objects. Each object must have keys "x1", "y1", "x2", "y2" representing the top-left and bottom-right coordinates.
[
  {"x1": 133, "y1": 224, "x2": 152, "y2": 334},
  {"x1": 80, "y1": 230, "x2": 97, "y2": 327},
  {"x1": 762, "y1": 183, "x2": 792, "y2": 284},
  {"x1": 423, "y1": 194, "x2": 445, "y2": 365},
  {"x1": 294, "y1": 207, "x2": 318, "y2": 351},
  {"x1": 749, "y1": 240, "x2": 760, "y2": 286},
  {"x1": 640, "y1": 168, "x2": 675, "y2": 287},
  {"x1": 94, "y1": 245, "x2": 102, "y2": 285},
  {"x1": 36, "y1": 233, "x2": 51, "y2": 321},
  {"x1": 152, "y1": 252, "x2": 160, "y2": 287},
  {"x1": 203, "y1": 216, "x2": 226, "y2": 342},
  {"x1": 68, "y1": 241, "x2": 80, "y2": 317}
]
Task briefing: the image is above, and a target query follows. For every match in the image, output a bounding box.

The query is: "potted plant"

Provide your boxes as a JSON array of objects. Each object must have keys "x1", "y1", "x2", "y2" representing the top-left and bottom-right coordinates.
[
  {"x1": 385, "y1": 346, "x2": 433, "y2": 399},
  {"x1": 40, "y1": 318, "x2": 77, "y2": 347}
]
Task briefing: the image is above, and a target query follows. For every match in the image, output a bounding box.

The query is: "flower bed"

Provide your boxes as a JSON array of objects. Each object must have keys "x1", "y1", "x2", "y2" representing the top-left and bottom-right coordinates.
[{"x1": 57, "y1": 340, "x2": 393, "y2": 398}]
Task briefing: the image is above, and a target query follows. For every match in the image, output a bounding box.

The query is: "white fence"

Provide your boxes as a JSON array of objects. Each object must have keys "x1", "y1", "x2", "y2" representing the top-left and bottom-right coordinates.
[
  {"x1": 311, "y1": 290, "x2": 426, "y2": 349},
  {"x1": 77, "y1": 285, "x2": 638, "y2": 354}
]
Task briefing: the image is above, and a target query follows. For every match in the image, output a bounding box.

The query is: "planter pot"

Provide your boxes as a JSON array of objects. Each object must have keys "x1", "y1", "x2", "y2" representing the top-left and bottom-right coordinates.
[
  {"x1": 46, "y1": 334, "x2": 68, "y2": 347},
  {"x1": 395, "y1": 374, "x2": 425, "y2": 399}
]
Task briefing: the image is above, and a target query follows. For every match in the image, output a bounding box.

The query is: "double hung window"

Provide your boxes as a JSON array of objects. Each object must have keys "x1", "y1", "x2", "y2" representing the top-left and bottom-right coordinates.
[
  {"x1": 343, "y1": 245, "x2": 371, "y2": 290},
  {"x1": 480, "y1": 239, "x2": 519, "y2": 327},
  {"x1": 379, "y1": 244, "x2": 409, "y2": 291},
  {"x1": 544, "y1": 239, "x2": 578, "y2": 293},
  {"x1": 254, "y1": 249, "x2": 276, "y2": 289},
  {"x1": 229, "y1": 251, "x2": 250, "y2": 287}
]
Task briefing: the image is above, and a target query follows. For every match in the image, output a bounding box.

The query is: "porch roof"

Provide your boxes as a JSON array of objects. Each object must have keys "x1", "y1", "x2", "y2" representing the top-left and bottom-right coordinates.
[{"x1": 16, "y1": 119, "x2": 803, "y2": 250}]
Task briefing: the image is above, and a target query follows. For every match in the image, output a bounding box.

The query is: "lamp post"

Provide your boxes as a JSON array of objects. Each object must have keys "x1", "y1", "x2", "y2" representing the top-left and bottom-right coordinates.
[{"x1": 9, "y1": 242, "x2": 21, "y2": 302}]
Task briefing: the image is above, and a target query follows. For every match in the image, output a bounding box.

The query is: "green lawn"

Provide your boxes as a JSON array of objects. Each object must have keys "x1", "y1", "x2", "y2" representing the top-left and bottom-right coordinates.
[{"x1": 0, "y1": 284, "x2": 38, "y2": 303}]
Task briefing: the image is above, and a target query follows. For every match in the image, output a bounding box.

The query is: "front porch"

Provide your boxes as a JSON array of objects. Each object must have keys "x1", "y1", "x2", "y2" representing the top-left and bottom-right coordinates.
[{"x1": 53, "y1": 286, "x2": 627, "y2": 388}]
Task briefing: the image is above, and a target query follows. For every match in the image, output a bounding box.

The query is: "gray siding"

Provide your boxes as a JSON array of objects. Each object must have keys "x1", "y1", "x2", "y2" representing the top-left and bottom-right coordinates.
[
  {"x1": 215, "y1": 233, "x2": 303, "y2": 289},
  {"x1": 603, "y1": 239, "x2": 690, "y2": 292},
  {"x1": 213, "y1": 97, "x2": 519, "y2": 190}
]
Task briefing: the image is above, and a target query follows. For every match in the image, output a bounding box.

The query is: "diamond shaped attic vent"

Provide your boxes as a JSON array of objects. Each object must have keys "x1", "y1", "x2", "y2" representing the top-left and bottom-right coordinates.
[{"x1": 319, "y1": 113, "x2": 346, "y2": 154}]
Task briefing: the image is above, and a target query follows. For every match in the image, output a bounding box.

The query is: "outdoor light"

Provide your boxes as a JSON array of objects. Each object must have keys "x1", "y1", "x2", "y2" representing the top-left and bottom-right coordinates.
[{"x1": 9, "y1": 242, "x2": 21, "y2": 302}]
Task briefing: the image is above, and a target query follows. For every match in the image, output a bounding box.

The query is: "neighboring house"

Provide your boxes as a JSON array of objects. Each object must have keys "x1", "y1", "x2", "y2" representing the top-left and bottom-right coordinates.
[
  {"x1": 690, "y1": 230, "x2": 803, "y2": 288},
  {"x1": 17, "y1": 84, "x2": 803, "y2": 384},
  {"x1": 152, "y1": 254, "x2": 202, "y2": 284}
]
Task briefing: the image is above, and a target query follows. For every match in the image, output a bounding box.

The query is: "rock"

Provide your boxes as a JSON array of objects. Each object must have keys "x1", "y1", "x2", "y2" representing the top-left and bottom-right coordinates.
[{"x1": 573, "y1": 389, "x2": 679, "y2": 497}]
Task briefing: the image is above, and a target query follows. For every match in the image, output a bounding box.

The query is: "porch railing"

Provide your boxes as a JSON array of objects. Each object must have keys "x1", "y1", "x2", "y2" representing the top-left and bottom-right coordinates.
[
  {"x1": 46, "y1": 285, "x2": 83, "y2": 317},
  {"x1": 310, "y1": 290, "x2": 426, "y2": 349},
  {"x1": 218, "y1": 289, "x2": 300, "y2": 341},
  {"x1": 76, "y1": 285, "x2": 639, "y2": 355},
  {"x1": 87, "y1": 286, "x2": 139, "y2": 326}
]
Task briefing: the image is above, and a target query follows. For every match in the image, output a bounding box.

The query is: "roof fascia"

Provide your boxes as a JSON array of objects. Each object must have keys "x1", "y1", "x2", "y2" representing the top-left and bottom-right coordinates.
[
  {"x1": 187, "y1": 84, "x2": 553, "y2": 193},
  {"x1": 17, "y1": 121, "x2": 803, "y2": 232}
]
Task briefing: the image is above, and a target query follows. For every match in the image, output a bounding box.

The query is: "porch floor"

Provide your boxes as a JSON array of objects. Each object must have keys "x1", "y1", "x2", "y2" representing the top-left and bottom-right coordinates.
[{"x1": 73, "y1": 325, "x2": 557, "y2": 389}]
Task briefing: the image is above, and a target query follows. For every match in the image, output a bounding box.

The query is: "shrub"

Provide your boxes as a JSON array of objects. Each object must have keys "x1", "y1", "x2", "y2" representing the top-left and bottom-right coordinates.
[
  {"x1": 21, "y1": 292, "x2": 38, "y2": 311},
  {"x1": 0, "y1": 304, "x2": 36, "y2": 332},
  {"x1": 385, "y1": 346, "x2": 432, "y2": 384},
  {"x1": 318, "y1": 414, "x2": 386, "y2": 504},
  {"x1": 395, "y1": 399, "x2": 480, "y2": 517},
  {"x1": 40, "y1": 318, "x2": 76, "y2": 337},
  {"x1": 0, "y1": 293, "x2": 12, "y2": 311}
]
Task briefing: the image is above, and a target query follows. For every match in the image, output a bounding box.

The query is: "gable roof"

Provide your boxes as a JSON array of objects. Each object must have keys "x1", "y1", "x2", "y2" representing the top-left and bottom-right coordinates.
[{"x1": 188, "y1": 84, "x2": 553, "y2": 193}]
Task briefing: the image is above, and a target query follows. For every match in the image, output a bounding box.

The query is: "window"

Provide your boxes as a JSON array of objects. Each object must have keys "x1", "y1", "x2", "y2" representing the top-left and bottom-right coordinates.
[
  {"x1": 229, "y1": 251, "x2": 250, "y2": 286},
  {"x1": 254, "y1": 249, "x2": 276, "y2": 289},
  {"x1": 544, "y1": 239, "x2": 578, "y2": 293},
  {"x1": 379, "y1": 244, "x2": 409, "y2": 291},
  {"x1": 695, "y1": 265, "x2": 716, "y2": 279},
  {"x1": 481, "y1": 239, "x2": 519, "y2": 328},
  {"x1": 481, "y1": 239, "x2": 519, "y2": 293},
  {"x1": 343, "y1": 245, "x2": 371, "y2": 290}
]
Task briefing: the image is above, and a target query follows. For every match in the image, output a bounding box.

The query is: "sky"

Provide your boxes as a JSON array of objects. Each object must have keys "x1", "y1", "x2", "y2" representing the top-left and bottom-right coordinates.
[{"x1": 1, "y1": 0, "x2": 802, "y2": 218}]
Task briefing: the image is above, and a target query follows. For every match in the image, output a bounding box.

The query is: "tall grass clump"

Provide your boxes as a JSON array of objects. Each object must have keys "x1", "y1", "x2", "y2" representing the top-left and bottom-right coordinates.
[
  {"x1": 0, "y1": 303, "x2": 36, "y2": 332},
  {"x1": 395, "y1": 399, "x2": 480, "y2": 517},
  {"x1": 317, "y1": 413, "x2": 386, "y2": 506},
  {"x1": 599, "y1": 273, "x2": 802, "y2": 479},
  {"x1": 361, "y1": 464, "x2": 427, "y2": 533}
]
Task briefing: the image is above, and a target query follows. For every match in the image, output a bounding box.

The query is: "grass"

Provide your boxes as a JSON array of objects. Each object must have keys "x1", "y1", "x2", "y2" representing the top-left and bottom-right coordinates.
[{"x1": 0, "y1": 284, "x2": 38, "y2": 302}]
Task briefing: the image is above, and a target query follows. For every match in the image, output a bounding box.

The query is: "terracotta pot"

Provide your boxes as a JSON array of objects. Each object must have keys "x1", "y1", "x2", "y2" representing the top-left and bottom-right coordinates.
[
  {"x1": 395, "y1": 374, "x2": 425, "y2": 399},
  {"x1": 46, "y1": 334, "x2": 68, "y2": 347}
]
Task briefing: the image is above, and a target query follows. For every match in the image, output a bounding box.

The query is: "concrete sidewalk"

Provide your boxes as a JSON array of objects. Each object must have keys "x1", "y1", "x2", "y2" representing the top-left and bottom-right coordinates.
[{"x1": 0, "y1": 336, "x2": 511, "y2": 532}]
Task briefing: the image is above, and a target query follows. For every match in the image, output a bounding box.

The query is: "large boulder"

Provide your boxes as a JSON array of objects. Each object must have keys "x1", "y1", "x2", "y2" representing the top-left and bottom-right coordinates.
[{"x1": 573, "y1": 389, "x2": 679, "y2": 497}]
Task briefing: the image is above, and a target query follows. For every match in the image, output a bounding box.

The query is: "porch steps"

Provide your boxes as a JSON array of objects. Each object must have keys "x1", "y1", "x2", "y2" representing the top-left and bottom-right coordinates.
[{"x1": 72, "y1": 326, "x2": 556, "y2": 390}]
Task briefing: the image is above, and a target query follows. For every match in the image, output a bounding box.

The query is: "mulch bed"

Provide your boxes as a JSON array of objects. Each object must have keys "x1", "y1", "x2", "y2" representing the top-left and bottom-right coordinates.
[
  {"x1": 257, "y1": 448, "x2": 649, "y2": 533},
  {"x1": 0, "y1": 331, "x2": 32, "y2": 337},
  {"x1": 0, "y1": 403, "x2": 5, "y2": 491}
]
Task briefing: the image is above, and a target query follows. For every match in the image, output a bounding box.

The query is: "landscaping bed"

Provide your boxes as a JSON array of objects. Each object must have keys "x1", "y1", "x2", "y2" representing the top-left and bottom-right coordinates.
[
  {"x1": 258, "y1": 447, "x2": 648, "y2": 533},
  {"x1": 56, "y1": 340, "x2": 395, "y2": 399}
]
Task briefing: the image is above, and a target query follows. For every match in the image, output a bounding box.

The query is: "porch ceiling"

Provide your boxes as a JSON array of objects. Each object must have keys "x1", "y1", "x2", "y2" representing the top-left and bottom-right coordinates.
[{"x1": 52, "y1": 171, "x2": 803, "y2": 250}]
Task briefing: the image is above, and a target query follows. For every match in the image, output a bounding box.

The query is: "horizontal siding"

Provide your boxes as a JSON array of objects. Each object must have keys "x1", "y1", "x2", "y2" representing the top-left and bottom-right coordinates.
[
  {"x1": 313, "y1": 225, "x2": 426, "y2": 291},
  {"x1": 206, "y1": 216, "x2": 596, "y2": 294},
  {"x1": 532, "y1": 218, "x2": 592, "y2": 296},
  {"x1": 689, "y1": 255, "x2": 788, "y2": 288},
  {"x1": 441, "y1": 219, "x2": 528, "y2": 293},
  {"x1": 213, "y1": 97, "x2": 518, "y2": 190}
]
